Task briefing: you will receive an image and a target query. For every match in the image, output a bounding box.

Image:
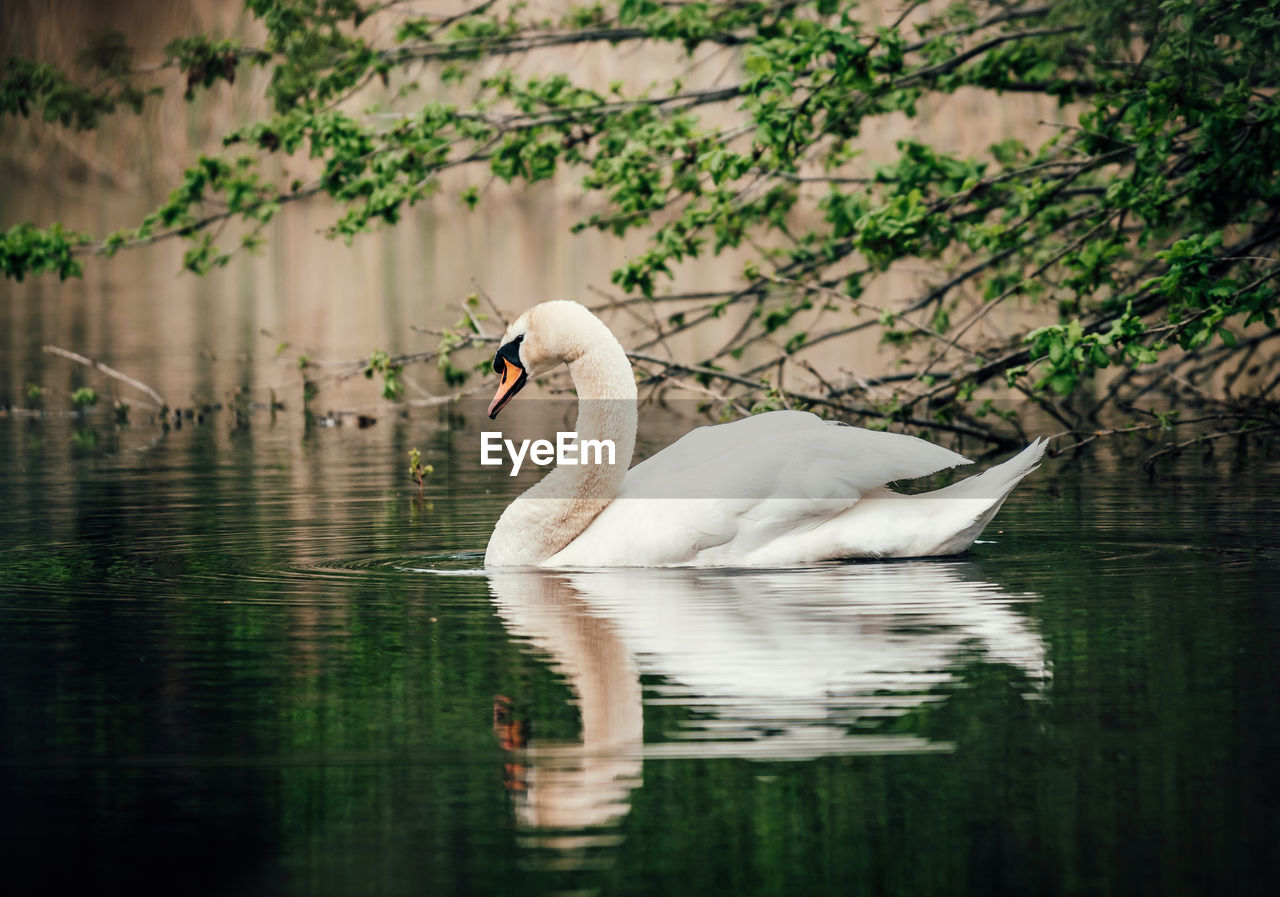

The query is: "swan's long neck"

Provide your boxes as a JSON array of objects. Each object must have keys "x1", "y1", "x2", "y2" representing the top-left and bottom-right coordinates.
[
  {"x1": 566, "y1": 341, "x2": 638, "y2": 476},
  {"x1": 485, "y1": 326, "x2": 637, "y2": 566}
]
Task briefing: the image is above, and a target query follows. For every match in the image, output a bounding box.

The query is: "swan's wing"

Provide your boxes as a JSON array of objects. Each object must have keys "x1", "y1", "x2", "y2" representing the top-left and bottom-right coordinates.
[
  {"x1": 619, "y1": 410, "x2": 970, "y2": 502},
  {"x1": 545, "y1": 496, "x2": 748, "y2": 566},
  {"x1": 546, "y1": 411, "x2": 972, "y2": 566}
]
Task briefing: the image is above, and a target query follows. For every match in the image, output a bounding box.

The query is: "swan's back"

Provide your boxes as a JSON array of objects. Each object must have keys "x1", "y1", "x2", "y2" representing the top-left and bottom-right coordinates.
[
  {"x1": 547, "y1": 411, "x2": 998, "y2": 567},
  {"x1": 619, "y1": 410, "x2": 970, "y2": 501}
]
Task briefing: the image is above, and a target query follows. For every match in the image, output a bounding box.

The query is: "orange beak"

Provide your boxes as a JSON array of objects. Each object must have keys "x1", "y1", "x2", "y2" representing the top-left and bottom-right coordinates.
[{"x1": 488, "y1": 357, "x2": 528, "y2": 419}]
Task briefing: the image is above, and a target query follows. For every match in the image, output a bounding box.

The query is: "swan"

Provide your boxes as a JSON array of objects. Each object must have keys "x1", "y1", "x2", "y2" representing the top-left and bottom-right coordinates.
[{"x1": 483, "y1": 300, "x2": 1047, "y2": 567}]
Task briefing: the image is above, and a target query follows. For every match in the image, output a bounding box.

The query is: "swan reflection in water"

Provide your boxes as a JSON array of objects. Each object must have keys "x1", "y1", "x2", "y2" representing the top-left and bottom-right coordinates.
[{"x1": 486, "y1": 561, "x2": 1045, "y2": 876}]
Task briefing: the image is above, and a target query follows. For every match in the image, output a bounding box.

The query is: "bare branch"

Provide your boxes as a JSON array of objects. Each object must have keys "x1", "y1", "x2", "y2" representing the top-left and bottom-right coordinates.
[{"x1": 43, "y1": 345, "x2": 167, "y2": 410}]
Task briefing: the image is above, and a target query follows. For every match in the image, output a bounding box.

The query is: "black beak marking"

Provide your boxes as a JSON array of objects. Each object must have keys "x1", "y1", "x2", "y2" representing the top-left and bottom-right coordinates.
[{"x1": 493, "y1": 334, "x2": 525, "y2": 375}]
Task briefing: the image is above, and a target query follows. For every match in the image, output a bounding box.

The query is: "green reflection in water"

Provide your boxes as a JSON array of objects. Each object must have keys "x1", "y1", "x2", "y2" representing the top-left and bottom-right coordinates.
[{"x1": 0, "y1": 413, "x2": 1277, "y2": 897}]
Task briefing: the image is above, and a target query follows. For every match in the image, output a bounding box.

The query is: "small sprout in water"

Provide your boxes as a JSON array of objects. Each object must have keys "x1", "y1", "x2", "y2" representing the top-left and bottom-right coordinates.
[
  {"x1": 302, "y1": 377, "x2": 318, "y2": 427},
  {"x1": 72, "y1": 428, "x2": 98, "y2": 450},
  {"x1": 71, "y1": 387, "x2": 99, "y2": 409},
  {"x1": 408, "y1": 447, "x2": 433, "y2": 499},
  {"x1": 25, "y1": 382, "x2": 44, "y2": 405}
]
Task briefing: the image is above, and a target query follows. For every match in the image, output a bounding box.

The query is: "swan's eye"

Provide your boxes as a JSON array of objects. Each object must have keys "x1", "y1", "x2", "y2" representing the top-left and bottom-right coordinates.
[{"x1": 493, "y1": 334, "x2": 525, "y2": 374}]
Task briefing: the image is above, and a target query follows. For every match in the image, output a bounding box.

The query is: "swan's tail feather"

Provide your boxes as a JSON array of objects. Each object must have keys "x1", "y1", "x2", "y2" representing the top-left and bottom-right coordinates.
[
  {"x1": 928, "y1": 437, "x2": 1049, "y2": 501},
  {"x1": 917, "y1": 437, "x2": 1049, "y2": 555},
  {"x1": 808, "y1": 438, "x2": 1049, "y2": 561}
]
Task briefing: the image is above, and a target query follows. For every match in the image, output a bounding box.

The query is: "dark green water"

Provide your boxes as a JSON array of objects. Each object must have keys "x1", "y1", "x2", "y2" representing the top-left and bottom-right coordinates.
[{"x1": 1, "y1": 409, "x2": 1277, "y2": 897}]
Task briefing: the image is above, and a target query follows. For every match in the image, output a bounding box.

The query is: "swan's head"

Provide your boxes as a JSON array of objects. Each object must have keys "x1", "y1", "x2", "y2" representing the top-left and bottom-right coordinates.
[{"x1": 488, "y1": 301, "x2": 618, "y2": 419}]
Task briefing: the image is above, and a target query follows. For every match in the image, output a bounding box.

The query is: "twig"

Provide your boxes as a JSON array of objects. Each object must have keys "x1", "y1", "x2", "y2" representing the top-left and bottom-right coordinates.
[
  {"x1": 764, "y1": 273, "x2": 971, "y2": 356},
  {"x1": 470, "y1": 279, "x2": 508, "y2": 329},
  {"x1": 42, "y1": 345, "x2": 167, "y2": 410},
  {"x1": 939, "y1": 212, "x2": 1122, "y2": 360},
  {"x1": 626, "y1": 349, "x2": 1013, "y2": 445},
  {"x1": 405, "y1": 381, "x2": 491, "y2": 407},
  {"x1": 429, "y1": 0, "x2": 498, "y2": 35},
  {"x1": 461, "y1": 300, "x2": 489, "y2": 339},
  {"x1": 1141, "y1": 423, "x2": 1275, "y2": 472}
]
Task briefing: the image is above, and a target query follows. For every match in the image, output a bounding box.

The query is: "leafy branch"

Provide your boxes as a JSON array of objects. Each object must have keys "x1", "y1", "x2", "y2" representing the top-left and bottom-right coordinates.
[{"x1": 4, "y1": 0, "x2": 1280, "y2": 454}]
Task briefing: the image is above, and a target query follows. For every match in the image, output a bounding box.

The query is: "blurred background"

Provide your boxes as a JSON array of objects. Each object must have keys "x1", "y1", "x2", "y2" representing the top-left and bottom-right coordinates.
[{"x1": 1, "y1": 0, "x2": 1065, "y2": 415}]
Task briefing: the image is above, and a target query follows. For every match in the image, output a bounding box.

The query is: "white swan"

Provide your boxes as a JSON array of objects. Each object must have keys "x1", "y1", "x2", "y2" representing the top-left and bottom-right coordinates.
[{"x1": 484, "y1": 300, "x2": 1047, "y2": 567}]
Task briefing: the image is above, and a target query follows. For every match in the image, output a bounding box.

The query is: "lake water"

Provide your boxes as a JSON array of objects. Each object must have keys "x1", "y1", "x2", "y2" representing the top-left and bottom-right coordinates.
[{"x1": 1, "y1": 400, "x2": 1277, "y2": 897}]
